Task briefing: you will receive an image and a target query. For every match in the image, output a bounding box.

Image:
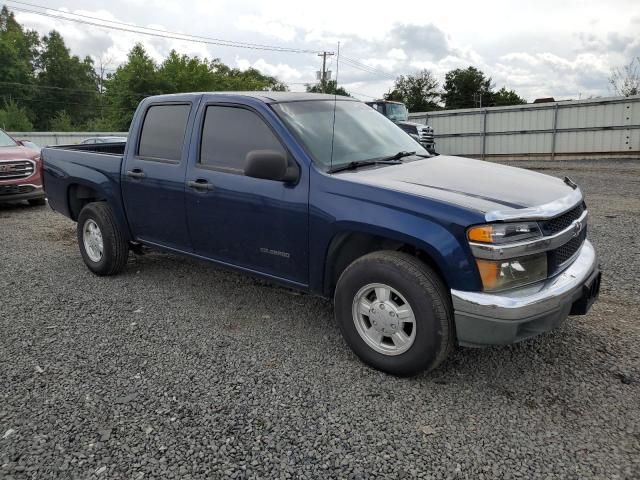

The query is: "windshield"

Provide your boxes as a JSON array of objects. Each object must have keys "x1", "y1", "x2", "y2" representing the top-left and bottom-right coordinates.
[
  {"x1": 385, "y1": 103, "x2": 408, "y2": 122},
  {"x1": 272, "y1": 100, "x2": 426, "y2": 170},
  {"x1": 0, "y1": 130, "x2": 17, "y2": 147}
]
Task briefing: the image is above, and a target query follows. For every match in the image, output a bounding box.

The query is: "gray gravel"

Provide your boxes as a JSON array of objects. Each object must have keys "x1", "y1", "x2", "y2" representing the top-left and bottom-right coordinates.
[{"x1": 1, "y1": 158, "x2": 639, "y2": 479}]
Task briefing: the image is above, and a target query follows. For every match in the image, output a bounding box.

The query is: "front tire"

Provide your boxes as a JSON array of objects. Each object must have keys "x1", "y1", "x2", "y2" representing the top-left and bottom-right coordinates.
[
  {"x1": 77, "y1": 202, "x2": 129, "y2": 276},
  {"x1": 334, "y1": 251, "x2": 453, "y2": 376}
]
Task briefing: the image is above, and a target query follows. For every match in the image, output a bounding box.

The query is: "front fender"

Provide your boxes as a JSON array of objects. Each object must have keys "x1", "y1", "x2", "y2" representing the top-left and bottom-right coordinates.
[{"x1": 309, "y1": 172, "x2": 484, "y2": 294}]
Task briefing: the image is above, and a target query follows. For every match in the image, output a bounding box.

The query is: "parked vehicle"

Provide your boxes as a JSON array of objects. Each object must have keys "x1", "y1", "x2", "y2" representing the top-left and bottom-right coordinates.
[
  {"x1": 0, "y1": 129, "x2": 46, "y2": 206},
  {"x1": 19, "y1": 140, "x2": 41, "y2": 153},
  {"x1": 365, "y1": 100, "x2": 436, "y2": 153},
  {"x1": 80, "y1": 136, "x2": 127, "y2": 144},
  {"x1": 42, "y1": 92, "x2": 600, "y2": 376}
]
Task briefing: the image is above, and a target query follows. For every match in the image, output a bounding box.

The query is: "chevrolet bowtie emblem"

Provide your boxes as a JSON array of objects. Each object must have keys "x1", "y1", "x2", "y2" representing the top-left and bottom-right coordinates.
[{"x1": 573, "y1": 221, "x2": 583, "y2": 237}]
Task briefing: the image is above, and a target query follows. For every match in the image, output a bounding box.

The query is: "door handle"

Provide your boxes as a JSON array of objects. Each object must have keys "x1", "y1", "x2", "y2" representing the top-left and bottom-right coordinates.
[
  {"x1": 126, "y1": 169, "x2": 146, "y2": 179},
  {"x1": 187, "y1": 179, "x2": 214, "y2": 191}
]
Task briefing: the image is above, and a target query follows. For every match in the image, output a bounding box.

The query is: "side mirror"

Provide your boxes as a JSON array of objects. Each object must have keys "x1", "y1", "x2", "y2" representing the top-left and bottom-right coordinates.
[{"x1": 244, "y1": 150, "x2": 298, "y2": 183}]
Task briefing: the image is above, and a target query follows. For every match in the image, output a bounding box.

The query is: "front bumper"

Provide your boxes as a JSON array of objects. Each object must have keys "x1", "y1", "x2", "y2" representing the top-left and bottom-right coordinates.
[
  {"x1": 0, "y1": 184, "x2": 45, "y2": 203},
  {"x1": 451, "y1": 240, "x2": 600, "y2": 346}
]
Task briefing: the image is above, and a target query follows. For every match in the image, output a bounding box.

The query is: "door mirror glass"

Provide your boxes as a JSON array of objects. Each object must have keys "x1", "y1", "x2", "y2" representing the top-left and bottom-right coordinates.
[{"x1": 244, "y1": 150, "x2": 297, "y2": 182}]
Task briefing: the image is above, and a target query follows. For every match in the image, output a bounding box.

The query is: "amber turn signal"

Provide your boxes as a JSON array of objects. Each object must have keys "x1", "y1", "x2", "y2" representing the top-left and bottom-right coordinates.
[{"x1": 467, "y1": 225, "x2": 494, "y2": 243}]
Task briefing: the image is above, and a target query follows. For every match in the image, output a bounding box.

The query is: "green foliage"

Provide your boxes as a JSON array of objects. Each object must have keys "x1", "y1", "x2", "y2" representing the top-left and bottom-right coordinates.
[
  {"x1": 84, "y1": 115, "x2": 117, "y2": 132},
  {"x1": 33, "y1": 31, "x2": 98, "y2": 129},
  {"x1": 0, "y1": 98, "x2": 33, "y2": 130},
  {"x1": 0, "y1": 9, "x2": 289, "y2": 132},
  {"x1": 384, "y1": 70, "x2": 440, "y2": 112},
  {"x1": 102, "y1": 46, "x2": 289, "y2": 130},
  {"x1": 49, "y1": 110, "x2": 74, "y2": 131},
  {"x1": 0, "y1": 6, "x2": 39, "y2": 105},
  {"x1": 442, "y1": 66, "x2": 527, "y2": 109},
  {"x1": 306, "y1": 80, "x2": 350, "y2": 96},
  {"x1": 103, "y1": 44, "x2": 164, "y2": 131},
  {"x1": 442, "y1": 66, "x2": 493, "y2": 109},
  {"x1": 493, "y1": 87, "x2": 527, "y2": 106}
]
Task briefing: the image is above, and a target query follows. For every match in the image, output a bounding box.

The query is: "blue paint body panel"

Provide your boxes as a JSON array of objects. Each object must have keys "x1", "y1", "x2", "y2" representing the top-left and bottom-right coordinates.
[{"x1": 42, "y1": 92, "x2": 575, "y2": 296}]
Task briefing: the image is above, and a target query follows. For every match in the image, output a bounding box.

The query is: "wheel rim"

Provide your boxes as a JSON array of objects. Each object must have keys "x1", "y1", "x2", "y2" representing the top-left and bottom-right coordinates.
[
  {"x1": 82, "y1": 219, "x2": 104, "y2": 263},
  {"x1": 351, "y1": 283, "x2": 417, "y2": 356}
]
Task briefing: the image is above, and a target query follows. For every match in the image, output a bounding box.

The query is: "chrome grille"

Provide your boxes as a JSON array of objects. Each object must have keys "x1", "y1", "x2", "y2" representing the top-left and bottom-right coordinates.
[
  {"x1": 0, "y1": 160, "x2": 35, "y2": 180},
  {"x1": 417, "y1": 126, "x2": 434, "y2": 144},
  {"x1": 540, "y1": 202, "x2": 585, "y2": 235},
  {"x1": 548, "y1": 228, "x2": 586, "y2": 274}
]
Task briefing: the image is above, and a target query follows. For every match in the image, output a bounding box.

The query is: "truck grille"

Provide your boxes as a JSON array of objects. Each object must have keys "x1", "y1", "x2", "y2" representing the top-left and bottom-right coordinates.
[
  {"x1": 417, "y1": 127, "x2": 434, "y2": 144},
  {"x1": 548, "y1": 228, "x2": 586, "y2": 274},
  {"x1": 0, "y1": 160, "x2": 35, "y2": 180},
  {"x1": 539, "y1": 202, "x2": 586, "y2": 235},
  {"x1": 0, "y1": 184, "x2": 35, "y2": 196}
]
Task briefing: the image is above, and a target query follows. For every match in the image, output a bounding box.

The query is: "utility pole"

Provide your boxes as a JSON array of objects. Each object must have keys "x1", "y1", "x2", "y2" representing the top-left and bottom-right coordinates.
[{"x1": 317, "y1": 51, "x2": 335, "y2": 93}]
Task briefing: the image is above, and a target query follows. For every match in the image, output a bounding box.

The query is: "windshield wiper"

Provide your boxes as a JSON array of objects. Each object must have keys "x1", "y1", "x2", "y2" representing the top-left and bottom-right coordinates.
[
  {"x1": 327, "y1": 159, "x2": 403, "y2": 174},
  {"x1": 327, "y1": 151, "x2": 423, "y2": 174},
  {"x1": 380, "y1": 150, "x2": 417, "y2": 161}
]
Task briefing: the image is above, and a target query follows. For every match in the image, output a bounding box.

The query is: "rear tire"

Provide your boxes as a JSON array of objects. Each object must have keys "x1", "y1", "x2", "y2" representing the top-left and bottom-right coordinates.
[
  {"x1": 77, "y1": 202, "x2": 129, "y2": 276},
  {"x1": 334, "y1": 251, "x2": 453, "y2": 376},
  {"x1": 28, "y1": 198, "x2": 46, "y2": 206}
]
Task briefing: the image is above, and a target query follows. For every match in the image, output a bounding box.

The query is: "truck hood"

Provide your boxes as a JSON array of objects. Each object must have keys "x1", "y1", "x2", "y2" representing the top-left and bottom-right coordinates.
[
  {"x1": 0, "y1": 145, "x2": 38, "y2": 160},
  {"x1": 396, "y1": 120, "x2": 429, "y2": 131},
  {"x1": 338, "y1": 155, "x2": 576, "y2": 217}
]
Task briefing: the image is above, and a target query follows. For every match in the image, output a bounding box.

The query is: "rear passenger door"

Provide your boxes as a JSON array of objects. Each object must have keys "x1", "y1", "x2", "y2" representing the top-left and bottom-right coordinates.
[
  {"x1": 122, "y1": 102, "x2": 194, "y2": 251},
  {"x1": 185, "y1": 103, "x2": 309, "y2": 286}
]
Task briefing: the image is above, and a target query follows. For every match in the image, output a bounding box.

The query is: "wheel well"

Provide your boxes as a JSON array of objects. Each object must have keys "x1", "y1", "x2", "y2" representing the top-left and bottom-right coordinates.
[
  {"x1": 68, "y1": 184, "x2": 101, "y2": 221},
  {"x1": 323, "y1": 232, "x2": 448, "y2": 297}
]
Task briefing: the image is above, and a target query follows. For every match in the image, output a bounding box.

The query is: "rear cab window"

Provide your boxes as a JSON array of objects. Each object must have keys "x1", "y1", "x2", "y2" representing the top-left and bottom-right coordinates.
[{"x1": 138, "y1": 104, "x2": 191, "y2": 162}]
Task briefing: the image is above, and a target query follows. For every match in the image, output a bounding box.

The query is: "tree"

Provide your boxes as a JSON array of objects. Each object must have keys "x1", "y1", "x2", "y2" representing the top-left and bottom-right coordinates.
[
  {"x1": 384, "y1": 69, "x2": 440, "y2": 112},
  {"x1": 493, "y1": 87, "x2": 527, "y2": 106},
  {"x1": 33, "y1": 30, "x2": 98, "y2": 129},
  {"x1": 103, "y1": 44, "x2": 164, "y2": 131},
  {"x1": 0, "y1": 99, "x2": 33, "y2": 130},
  {"x1": 442, "y1": 66, "x2": 493, "y2": 109},
  {"x1": 306, "y1": 80, "x2": 349, "y2": 96},
  {"x1": 609, "y1": 57, "x2": 640, "y2": 97},
  {"x1": 0, "y1": 6, "x2": 39, "y2": 112},
  {"x1": 49, "y1": 110, "x2": 73, "y2": 131}
]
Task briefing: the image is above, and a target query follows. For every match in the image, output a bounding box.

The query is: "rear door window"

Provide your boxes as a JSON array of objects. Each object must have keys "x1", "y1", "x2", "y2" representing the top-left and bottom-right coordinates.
[{"x1": 138, "y1": 104, "x2": 191, "y2": 161}]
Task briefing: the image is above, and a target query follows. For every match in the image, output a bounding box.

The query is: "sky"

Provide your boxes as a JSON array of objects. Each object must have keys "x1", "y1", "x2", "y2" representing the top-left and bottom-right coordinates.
[{"x1": 8, "y1": 0, "x2": 640, "y2": 102}]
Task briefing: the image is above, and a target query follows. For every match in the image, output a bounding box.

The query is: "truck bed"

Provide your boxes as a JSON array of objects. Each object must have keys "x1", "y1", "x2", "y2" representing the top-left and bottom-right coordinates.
[
  {"x1": 42, "y1": 142, "x2": 126, "y2": 222},
  {"x1": 49, "y1": 141, "x2": 126, "y2": 156}
]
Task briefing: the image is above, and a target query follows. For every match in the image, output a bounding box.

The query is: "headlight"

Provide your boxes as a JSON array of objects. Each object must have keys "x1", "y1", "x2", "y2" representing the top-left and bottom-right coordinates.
[
  {"x1": 468, "y1": 222, "x2": 542, "y2": 244},
  {"x1": 475, "y1": 253, "x2": 547, "y2": 292}
]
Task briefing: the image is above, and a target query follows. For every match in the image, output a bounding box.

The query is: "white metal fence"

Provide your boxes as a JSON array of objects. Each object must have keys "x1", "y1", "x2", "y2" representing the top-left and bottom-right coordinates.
[
  {"x1": 409, "y1": 95, "x2": 640, "y2": 160},
  {"x1": 8, "y1": 132, "x2": 127, "y2": 147}
]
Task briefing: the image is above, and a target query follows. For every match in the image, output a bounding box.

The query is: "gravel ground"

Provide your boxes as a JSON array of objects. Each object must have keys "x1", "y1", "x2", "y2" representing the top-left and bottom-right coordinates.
[{"x1": 1, "y1": 158, "x2": 639, "y2": 479}]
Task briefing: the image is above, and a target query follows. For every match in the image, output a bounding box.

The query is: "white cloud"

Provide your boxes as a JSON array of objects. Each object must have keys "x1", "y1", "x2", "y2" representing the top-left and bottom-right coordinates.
[
  {"x1": 10, "y1": 0, "x2": 640, "y2": 101},
  {"x1": 235, "y1": 57, "x2": 303, "y2": 82},
  {"x1": 387, "y1": 48, "x2": 407, "y2": 61},
  {"x1": 234, "y1": 15, "x2": 296, "y2": 42}
]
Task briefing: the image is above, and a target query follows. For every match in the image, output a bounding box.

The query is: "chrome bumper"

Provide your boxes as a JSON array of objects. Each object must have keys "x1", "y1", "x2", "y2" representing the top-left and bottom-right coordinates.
[
  {"x1": 0, "y1": 184, "x2": 44, "y2": 203},
  {"x1": 451, "y1": 240, "x2": 599, "y2": 346}
]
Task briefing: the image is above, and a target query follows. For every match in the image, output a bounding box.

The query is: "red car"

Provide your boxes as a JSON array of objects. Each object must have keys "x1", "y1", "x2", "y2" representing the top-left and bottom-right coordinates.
[{"x1": 0, "y1": 129, "x2": 45, "y2": 206}]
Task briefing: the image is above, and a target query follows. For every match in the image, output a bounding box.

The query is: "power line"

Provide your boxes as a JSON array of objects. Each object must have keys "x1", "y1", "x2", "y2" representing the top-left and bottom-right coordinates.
[
  {"x1": 6, "y1": 1, "x2": 321, "y2": 54},
  {"x1": 5, "y1": 2, "x2": 396, "y2": 97},
  {"x1": 340, "y1": 55, "x2": 397, "y2": 81}
]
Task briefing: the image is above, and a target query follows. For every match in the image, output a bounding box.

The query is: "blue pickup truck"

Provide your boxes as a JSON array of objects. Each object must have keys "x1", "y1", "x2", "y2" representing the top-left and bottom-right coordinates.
[{"x1": 42, "y1": 92, "x2": 600, "y2": 376}]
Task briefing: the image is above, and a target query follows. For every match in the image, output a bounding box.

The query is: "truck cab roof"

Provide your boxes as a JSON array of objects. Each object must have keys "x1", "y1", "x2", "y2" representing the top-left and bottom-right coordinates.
[{"x1": 143, "y1": 91, "x2": 358, "y2": 104}]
